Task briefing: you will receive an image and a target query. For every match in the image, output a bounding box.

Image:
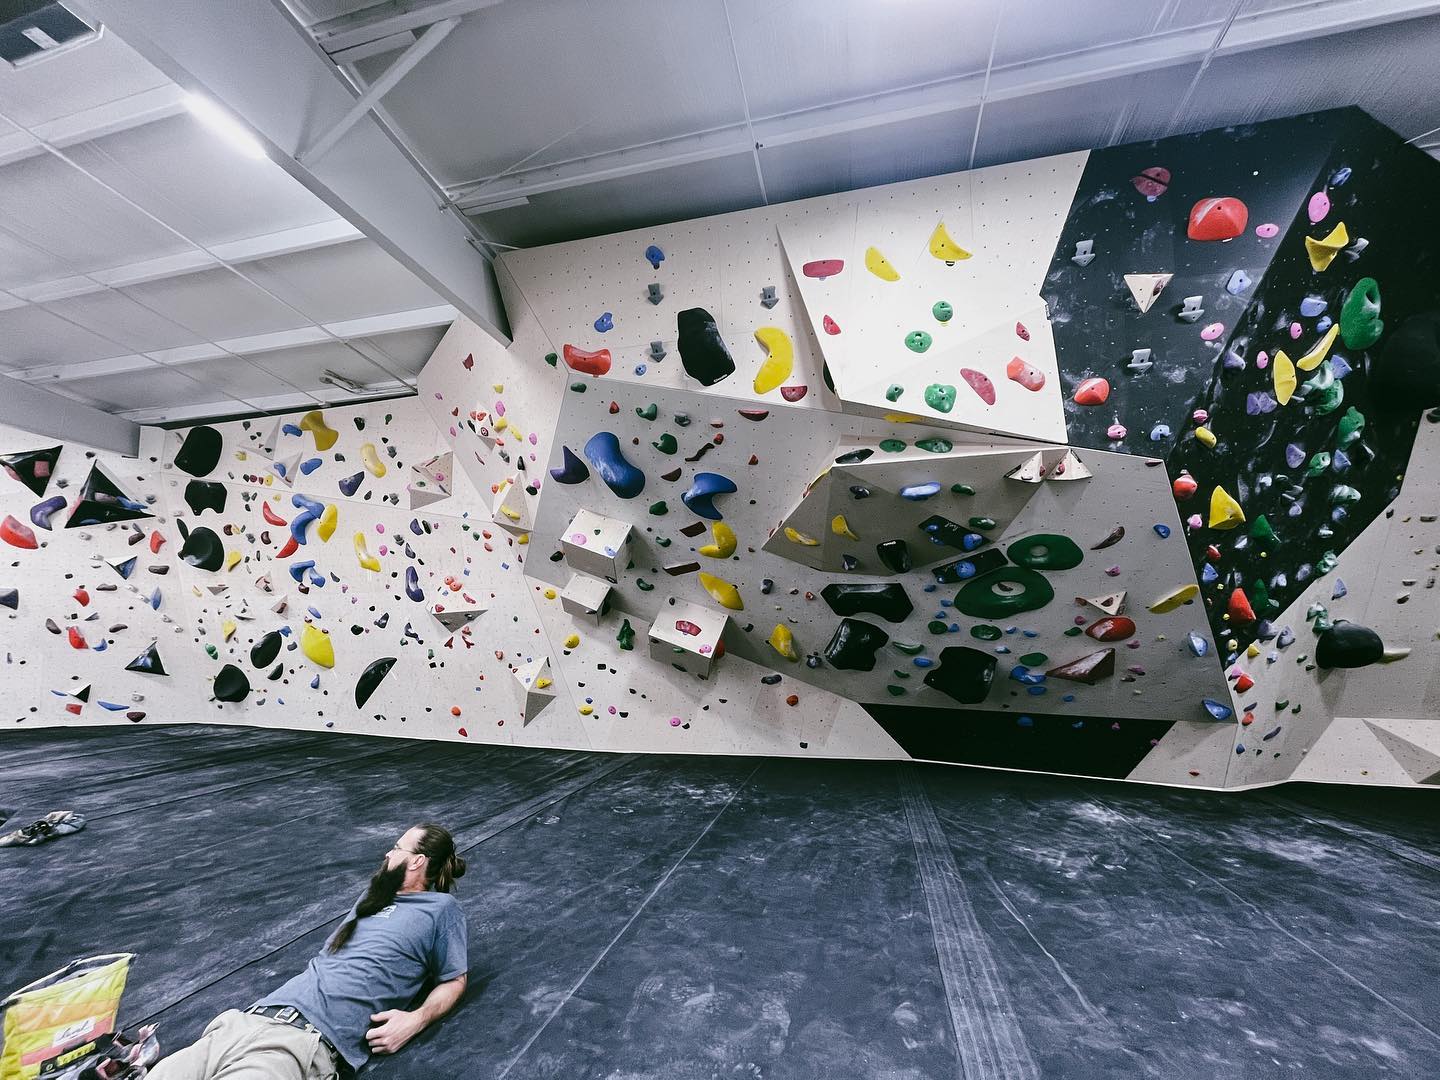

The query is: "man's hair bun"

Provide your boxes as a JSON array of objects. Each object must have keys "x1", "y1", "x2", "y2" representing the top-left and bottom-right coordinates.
[{"x1": 451, "y1": 855, "x2": 467, "y2": 878}]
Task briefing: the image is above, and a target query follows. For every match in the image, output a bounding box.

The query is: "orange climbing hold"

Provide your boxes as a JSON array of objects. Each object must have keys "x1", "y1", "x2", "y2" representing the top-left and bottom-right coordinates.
[
  {"x1": 563, "y1": 344, "x2": 612, "y2": 376},
  {"x1": 1074, "y1": 378, "x2": 1110, "y2": 406},
  {"x1": 1227, "y1": 588, "x2": 1255, "y2": 624}
]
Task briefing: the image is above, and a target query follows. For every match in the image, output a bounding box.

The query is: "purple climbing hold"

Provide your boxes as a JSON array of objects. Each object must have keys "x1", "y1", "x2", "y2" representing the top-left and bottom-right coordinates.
[
  {"x1": 550, "y1": 445, "x2": 591, "y2": 485},
  {"x1": 338, "y1": 472, "x2": 365, "y2": 497},
  {"x1": 29, "y1": 495, "x2": 67, "y2": 531},
  {"x1": 405, "y1": 565, "x2": 424, "y2": 602},
  {"x1": 1246, "y1": 392, "x2": 1278, "y2": 415},
  {"x1": 1285, "y1": 443, "x2": 1305, "y2": 469}
]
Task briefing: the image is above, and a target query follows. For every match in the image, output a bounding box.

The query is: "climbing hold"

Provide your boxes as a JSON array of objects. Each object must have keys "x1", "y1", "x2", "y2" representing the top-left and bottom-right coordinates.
[
  {"x1": 933, "y1": 301, "x2": 953, "y2": 323},
  {"x1": 1091, "y1": 525, "x2": 1125, "y2": 550},
  {"x1": 298, "y1": 410, "x2": 338, "y2": 451},
  {"x1": 405, "y1": 565, "x2": 424, "y2": 602},
  {"x1": 900, "y1": 482, "x2": 942, "y2": 501},
  {"x1": 182, "y1": 480, "x2": 226, "y2": 516},
  {"x1": 213, "y1": 664, "x2": 251, "y2": 703},
  {"x1": 1071, "y1": 239, "x2": 1096, "y2": 267},
  {"x1": 1305, "y1": 222, "x2": 1349, "y2": 271},
  {"x1": 676, "y1": 308, "x2": 735, "y2": 386},
  {"x1": 960, "y1": 369, "x2": 996, "y2": 406},
  {"x1": 563, "y1": 344, "x2": 612, "y2": 377},
  {"x1": 905, "y1": 330, "x2": 933, "y2": 353},
  {"x1": 831, "y1": 515, "x2": 860, "y2": 541},
  {"x1": 784, "y1": 527, "x2": 820, "y2": 546},
  {"x1": 1187, "y1": 632, "x2": 1209, "y2": 657},
  {"x1": 927, "y1": 222, "x2": 971, "y2": 264},
  {"x1": 698, "y1": 522, "x2": 737, "y2": 558},
  {"x1": 697, "y1": 571, "x2": 744, "y2": 610},
  {"x1": 923, "y1": 646, "x2": 997, "y2": 704},
  {"x1": 1086, "y1": 616, "x2": 1136, "y2": 642},
  {"x1": 354, "y1": 531, "x2": 381, "y2": 571},
  {"x1": 550, "y1": 446, "x2": 590, "y2": 485},
  {"x1": 876, "y1": 538, "x2": 912, "y2": 574},
  {"x1": 359, "y1": 442, "x2": 387, "y2": 478},
  {"x1": 681, "y1": 472, "x2": 737, "y2": 519},
  {"x1": 1048, "y1": 648, "x2": 1115, "y2": 685},
  {"x1": 65, "y1": 465, "x2": 152, "y2": 527},
  {"x1": 301, "y1": 624, "x2": 335, "y2": 668},
  {"x1": 617, "y1": 619, "x2": 636, "y2": 651},
  {"x1": 955, "y1": 567, "x2": 1055, "y2": 618},
  {"x1": 179, "y1": 525, "x2": 224, "y2": 571},
  {"x1": 823, "y1": 618, "x2": 890, "y2": 671},
  {"x1": 583, "y1": 432, "x2": 646, "y2": 499},
  {"x1": 1006, "y1": 533, "x2": 1083, "y2": 571},
  {"x1": 1295, "y1": 323, "x2": 1339, "y2": 371},
  {"x1": 29, "y1": 496, "x2": 66, "y2": 531},
  {"x1": 1201, "y1": 698, "x2": 1234, "y2": 722},
  {"x1": 752, "y1": 327, "x2": 794, "y2": 394},
  {"x1": 924, "y1": 384, "x2": 956, "y2": 413},
  {"x1": 125, "y1": 640, "x2": 167, "y2": 676},
  {"x1": 1315, "y1": 621, "x2": 1385, "y2": 668},
  {"x1": 174, "y1": 426, "x2": 222, "y2": 476},
  {"x1": 316, "y1": 504, "x2": 337, "y2": 542},
  {"x1": 779, "y1": 385, "x2": 808, "y2": 402},
  {"x1": 645, "y1": 244, "x2": 665, "y2": 269},
  {"x1": 1148, "y1": 584, "x2": 1198, "y2": 613},
  {"x1": 1340, "y1": 277, "x2": 1383, "y2": 349},
  {"x1": 1228, "y1": 588, "x2": 1255, "y2": 624},
  {"x1": 1125, "y1": 272, "x2": 1173, "y2": 313},
  {"x1": 864, "y1": 245, "x2": 900, "y2": 281},
  {"x1": 759, "y1": 285, "x2": 779, "y2": 309},
  {"x1": 593, "y1": 312, "x2": 614, "y2": 333},
  {"x1": 353, "y1": 656, "x2": 397, "y2": 708},
  {"x1": 1131, "y1": 166, "x2": 1170, "y2": 199},
  {"x1": 820, "y1": 582, "x2": 914, "y2": 623},
  {"x1": 1187, "y1": 196, "x2": 1248, "y2": 241},
  {"x1": 1226, "y1": 269, "x2": 1253, "y2": 295},
  {"x1": 916, "y1": 437, "x2": 953, "y2": 454},
  {"x1": 1074, "y1": 378, "x2": 1109, "y2": 406},
  {"x1": 338, "y1": 472, "x2": 364, "y2": 497},
  {"x1": 652, "y1": 433, "x2": 678, "y2": 455},
  {"x1": 1194, "y1": 426, "x2": 1216, "y2": 449},
  {"x1": 1006, "y1": 357, "x2": 1045, "y2": 392},
  {"x1": 768, "y1": 624, "x2": 799, "y2": 661},
  {"x1": 0, "y1": 445, "x2": 60, "y2": 495},
  {"x1": 1307, "y1": 190, "x2": 1331, "y2": 224},
  {"x1": 1208, "y1": 486, "x2": 1245, "y2": 529}
]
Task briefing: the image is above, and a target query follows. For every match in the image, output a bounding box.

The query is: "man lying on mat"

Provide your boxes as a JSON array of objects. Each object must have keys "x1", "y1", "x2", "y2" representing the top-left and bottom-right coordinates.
[{"x1": 149, "y1": 823, "x2": 468, "y2": 1080}]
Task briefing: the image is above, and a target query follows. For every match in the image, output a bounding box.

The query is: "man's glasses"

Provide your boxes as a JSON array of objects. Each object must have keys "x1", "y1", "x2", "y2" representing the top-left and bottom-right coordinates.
[{"x1": 388, "y1": 843, "x2": 424, "y2": 857}]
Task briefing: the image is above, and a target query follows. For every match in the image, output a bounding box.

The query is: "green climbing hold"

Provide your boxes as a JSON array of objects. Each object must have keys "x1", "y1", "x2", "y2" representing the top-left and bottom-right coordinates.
[
  {"x1": 637, "y1": 404, "x2": 658, "y2": 421},
  {"x1": 1305, "y1": 452, "x2": 1331, "y2": 477},
  {"x1": 885, "y1": 384, "x2": 904, "y2": 402},
  {"x1": 653, "y1": 433, "x2": 678, "y2": 454},
  {"x1": 1006, "y1": 533, "x2": 1083, "y2": 571},
  {"x1": 1336, "y1": 406, "x2": 1365, "y2": 448},
  {"x1": 951, "y1": 483, "x2": 975, "y2": 496},
  {"x1": 1330, "y1": 485, "x2": 1360, "y2": 504},
  {"x1": 928, "y1": 620, "x2": 949, "y2": 634},
  {"x1": 205, "y1": 644, "x2": 219, "y2": 659},
  {"x1": 956, "y1": 567, "x2": 1056, "y2": 618},
  {"x1": 617, "y1": 619, "x2": 635, "y2": 650},
  {"x1": 1317, "y1": 550, "x2": 1338, "y2": 574},
  {"x1": 916, "y1": 438, "x2": 953, "y2": 453},
  {"x1": 569, "y1": 381, "x2": 587, "y2": 393},
  {"x1": 968, "y1": 517, "x2": 997, "y2": 531},
  {"x1": 970, "y1": 624, "x2": 1003, "y2": 641},
  {"x1": 1063, "y1": 626, "x2": 1083, "y2": 637},
  {"x1": 892, "y1": 641, "x2": 924, "y2": 655},
  {"x1": 886, "y1": 685, "x2": 907, "y2": 697},
  {"x1": 636, "y1": 579, "x2": 655, "y2": 592},
  {"x1": 1339, "y1": 277, "x2": 1382, "y2": 349},
  {"x1": 891, "y1": 669, "x2": 911, "y2": 680},
  {"x1": 925, "y1": 383, "x2": 957, "y2": 413},
  {"x1": 1019, "y1": 652, "x2": 1048, "y2": 666},
  {"x1": 656, "y1": 537, "x2": 671, "y2": 548},
  {"x1": 649, "y1": 501, "x2": 668, "y2": 515},
  {"x1": 1250, "y1": 515, "x2": 1276, "y2": 542},
  {"x1": 880, "y1": 438, "x2": 907, "y2": 453},
  {"x1": 932, "y1": 300, "x2": 953, "y2": 323},
  {"x1": 1275, "y1": 698, "x2": 1289, "y2": 710},
  {"x1": 905, "y1": 330, "x2": 933, "y2": 353},
  {"x1": 544, "y1": 352, "x2": 558, "y2": 367}
]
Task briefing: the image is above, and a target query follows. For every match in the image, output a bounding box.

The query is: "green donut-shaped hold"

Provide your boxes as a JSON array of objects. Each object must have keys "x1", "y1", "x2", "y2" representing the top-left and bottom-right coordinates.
[
  {"x1": 1005, "y1": 533, "x2": 1083, "y2": 571},
  {"x1": 955, "y1": 567, "x2": 1056, "y2": 618}
]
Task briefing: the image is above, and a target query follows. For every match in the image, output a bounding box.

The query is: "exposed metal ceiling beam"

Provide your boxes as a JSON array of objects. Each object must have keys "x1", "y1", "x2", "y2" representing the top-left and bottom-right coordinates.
[
  {"x1": 452, "y1": 0, "x2": 1440, "y2": 211},
  {"x1": 0, "y1": 374, "x2": 141, "y2": 455},
  {"x1": 308, "y1": 0, "x2": 505, "y2": 56},
  {"x1": 71, "y1": 0, "x2": 509, "y2": 345}
]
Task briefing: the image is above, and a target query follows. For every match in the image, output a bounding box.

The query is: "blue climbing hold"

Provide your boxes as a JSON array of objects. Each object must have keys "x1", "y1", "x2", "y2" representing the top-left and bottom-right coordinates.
[
  {"x1": 583, "y1": 432, "x2": 646, "y2": 499},
  {"x1": 289, "y1": 559, "x2": 316, "y2": 584},
  {"x1": 338, "y1": 471, "x2": 364, "y2": 497},
  {"x1": 1201, "y1": 563, "x2": 1219, "y2": 585},
  {"x1": 900, "y1": 481, "x2": 942, "y2": 501},
  {"x1": 299, "y1": 457, "x2": 323, "y2": 475},
  {"x1": 290, "y1": 494, "x2": 325, "y2": 545},
  {"x1": 550, "y1": 445, "x2": 591, "y2": 485},
  {"x1": 1203, "y1": 698, "x2": 1233, "y2": 721},
  {"x1": 1330, "y1": 166, "x2": 1351, "y2": 186},
  {"x1": 681, "y1": 471, "x2": 738, "y2": 520},
  {"x1": 1299, "y1": 296, "x2": 1327, "y2": 318},
  {"x1": 405, "y1": 565, "x2": 424, "y2": 602},
  {"x1": 1226, "y1": 270, "x2": 1252, "y2": 295},
  {"x1": 645, "y1": 245, "x2": 665, "y2": 270},
  {"x1": 1150, "y1": 424, "x2": 1171, "y2": 441},
  {"x1": 1332, "y1": 578, "x2": 1347, "y2": 599},
  {"x1": 1153, "y1": 523, "x2": 1170, "y2": 538},
  {"x1": 594, "y1": 312, "x2": 614, "y2": 333},
  {"x1": 1187, "y1": 631, "x2": 1209, "y2": 657},
  {"x1": 281, "y1": 423, "x2": 302, "y2": 437}
]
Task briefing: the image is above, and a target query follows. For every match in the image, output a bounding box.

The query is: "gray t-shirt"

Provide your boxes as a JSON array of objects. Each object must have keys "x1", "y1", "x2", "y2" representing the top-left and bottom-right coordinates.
[{"x1": 255, "y1": 891, "x2": 467, "y2": 1072}]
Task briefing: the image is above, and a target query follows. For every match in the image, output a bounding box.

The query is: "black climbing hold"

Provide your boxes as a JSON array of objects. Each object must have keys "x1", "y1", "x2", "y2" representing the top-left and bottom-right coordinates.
[
  {"x1": 356, "y1": 656, "x2": 398, "y2": 708},
  {"x1": 822, "y1": 618, "x2": 890, "y2": 671},
  {"x1": 819, "y1": 582, "x2": 914, "y2": 623},
  {"x1": 179, "y1": 525, "x2": 224, "y2": 572},
  {"x1": 1006, "y1": 533, "x2": 1084, "y2": 571},
  {"x1": 1315, "y1": 621, "x2": 1385, "y2": 669},
  {"x1": 922, "y1": 646, "x2": 997, "y2": 704},
  {"x1": 834, "y1": 448, "x2": 874, "y2": 466},
  {"x1": 676, "y1": 307, "x2": 735, "y2": 386},
  {"x1": 876, "y1": 539, "x2": 912, "y2": 574},
  {"x1": 918, "y1": 515, "x2": 989, "y2": 551},
  {"x1": 0, "y1": 587, "x2": 15, "y2": 609},
  {"x1": 183, "y1": 480, "x2": 227, "y2": 516},
  {"x1": 65, "y1": 465, "x2": 153, "y2": 528},
  {"x1": 174, "y1": 425, "x2": 223, "y2": 477},
  {"x1": 213, "y1": 663, "x2": 251, "y2": 702},
  {"x1": 0, "y1": 445, "x2": 61, "y2": 496},
  {"x1": 933, "y1": 548, "x2": 1008, "y2": 584},
  {"x1": 250, "y1": 630, "x2": 283, "y2": 668},
  {"x1": 125, "y1": 640, "x2": 168, "y2": 676},
  {"x1": 955, "y1": 566, "x2": 1056, "y2": 617}
]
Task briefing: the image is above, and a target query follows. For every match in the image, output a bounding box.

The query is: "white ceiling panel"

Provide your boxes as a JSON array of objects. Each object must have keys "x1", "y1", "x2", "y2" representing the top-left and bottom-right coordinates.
[
  {"x1": 0, "y1": 305, "x2": 137, "y2": 370},
  {"x1": 119, "y1": 267, "x2": 313, "y2": 341},
  {"x1": 154, "y1": 354, "x2": 308, "y2": 403},
  {"x1": 61, "y1": 364, "x2": 222, "y2": 411},
  {"x1": 989, "y1": 0, "x2": 1243, "y2": 69},
  {"x1": 63, "y1": 113, "x2": 341, "y2": 248},
  {"x1": 354, "y1": 325, "x2": 449, "y2": 376},
  {"x1": 242, "y1": 238, "x2": 444, "y2": 324},
  {"x1": 0, "y1": 228, "x2": 79, "y2": 290},
  {"x1": 0, "y1": 30, "x2": 168, "y2": 128},
  {"x1": 0, "y1": 153, "x2": 194, "y2": 277},
  {"x1": 248, "y1": 340, "x2": 404, "y2": 393},
  {"x1": 358, "y1": 0, "x2": 748, "y2": 183},
  {"x1": 42, "y1": 289, "x2": 205, "y2": 353}
]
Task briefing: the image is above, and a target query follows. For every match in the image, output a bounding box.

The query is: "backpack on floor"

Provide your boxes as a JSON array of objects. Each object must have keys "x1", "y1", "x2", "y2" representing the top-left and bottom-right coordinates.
[{"x1": 0, "y1": 954, "x2": 135, "y2": 1080}]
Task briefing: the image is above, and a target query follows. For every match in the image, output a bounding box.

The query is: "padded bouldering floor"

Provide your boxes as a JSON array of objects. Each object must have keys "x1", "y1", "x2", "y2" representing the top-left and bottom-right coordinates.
[{"x1": 3, "y1": 724, "x2": 1438, "y2": 1079}]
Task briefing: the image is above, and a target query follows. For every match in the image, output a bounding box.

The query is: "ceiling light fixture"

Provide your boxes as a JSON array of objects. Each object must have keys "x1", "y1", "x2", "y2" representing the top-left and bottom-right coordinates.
[
  {"x1": 183, "y1": 92, "x2": 267, "y2": 160},
  {"x1": 319, "y1": 369, "x2": 370, "y2": 394}
]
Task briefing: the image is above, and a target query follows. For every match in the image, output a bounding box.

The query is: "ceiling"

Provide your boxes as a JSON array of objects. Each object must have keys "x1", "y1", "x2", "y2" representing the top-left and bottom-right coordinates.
[{"x1": 1, "y1": 0, "x2": 1439, "y2": 427}]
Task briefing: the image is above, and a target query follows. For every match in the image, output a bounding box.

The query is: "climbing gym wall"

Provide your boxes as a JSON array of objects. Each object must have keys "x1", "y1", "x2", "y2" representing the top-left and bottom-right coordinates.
[{"x1": 4, "y1": 106, "x2": 1439, "y2": 789}]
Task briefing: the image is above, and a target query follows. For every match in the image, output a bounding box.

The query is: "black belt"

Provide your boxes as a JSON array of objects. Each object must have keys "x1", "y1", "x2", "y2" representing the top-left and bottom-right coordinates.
[{"x1": 243, "y1": 1005, "x2": 349, "y2": 1075}]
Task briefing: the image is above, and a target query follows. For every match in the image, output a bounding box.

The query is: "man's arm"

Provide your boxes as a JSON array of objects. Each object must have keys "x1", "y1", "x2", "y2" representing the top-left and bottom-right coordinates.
[{"x1": 366, "y1": 974, "x2": 466, "y2": 1055}]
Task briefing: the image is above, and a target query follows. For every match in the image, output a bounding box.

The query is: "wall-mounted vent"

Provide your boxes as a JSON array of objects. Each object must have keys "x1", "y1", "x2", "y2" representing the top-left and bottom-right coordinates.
[{"x1": 0, "y1": 1, "x2": 97, "y2": 66}]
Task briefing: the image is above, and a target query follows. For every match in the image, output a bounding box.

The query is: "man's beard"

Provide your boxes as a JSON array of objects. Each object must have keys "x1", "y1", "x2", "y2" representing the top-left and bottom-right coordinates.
[{"x1": 357, "y1": 857, "x2": 407, "y2": 917}]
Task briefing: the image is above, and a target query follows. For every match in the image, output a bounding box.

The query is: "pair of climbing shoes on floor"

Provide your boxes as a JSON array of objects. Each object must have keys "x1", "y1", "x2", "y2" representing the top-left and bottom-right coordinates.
[{"x1": 0, "y1": 809, "x2": 86, "y2": 847}]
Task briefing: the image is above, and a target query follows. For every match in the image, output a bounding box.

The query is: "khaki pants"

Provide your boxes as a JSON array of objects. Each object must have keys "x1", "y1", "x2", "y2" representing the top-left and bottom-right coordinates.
[{"x1": 147, "y1": 1009, "x2": 341, "y2": 1080}]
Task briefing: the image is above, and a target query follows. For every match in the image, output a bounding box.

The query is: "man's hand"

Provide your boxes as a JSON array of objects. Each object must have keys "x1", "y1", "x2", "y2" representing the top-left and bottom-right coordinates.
[{"x1": 365, "y1": 1009, "x2": 424, "y2": 1055}]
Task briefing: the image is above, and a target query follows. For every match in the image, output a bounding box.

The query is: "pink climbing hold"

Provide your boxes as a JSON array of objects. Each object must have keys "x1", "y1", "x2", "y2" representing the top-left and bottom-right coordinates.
[
  {"x1": 822, "y1": 315, "x2": 841, "y2": 335},
  {"x1": 1255, "y1": 223, "x2": 1280, "y2": 238},
  {"x1": 803, "y1": 259, "x2": 845, "y2": 279},
  {"x1": 1, "y1": 514, "x2": 37, "y2": 549},
  {"x1": 1307, "y1": 190, "x2": 1331, "y2": 224},
  {"x1": 1106, "y1": 423, "x2": 1127, "y2": 440},
  {"x1": 779, "y1": 385, "x2": 809, "y2": 402},
  {"x1": 562, "y1": 344, "x2": 612, "y2": 376},
  {"x1": 1006, "y1": 356, "x2": 1045, "y2": 392},
  {"x1": 960, "y1": 368, "x2": 996, "y2": 406},
  {"x1": 1015, "y1": 322, "x2": 1031, "y2": 341},
  {"x1": 1074, "y1": 378, "x2": 1110, "y2": 406},
  {"x1": 1200, "y1": 322, "x2": 1225, "y2": 341}
]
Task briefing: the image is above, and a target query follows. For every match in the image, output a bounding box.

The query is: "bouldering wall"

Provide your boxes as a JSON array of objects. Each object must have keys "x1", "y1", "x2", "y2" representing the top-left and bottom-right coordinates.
[{"x1": 4, "y1": 106, "x2": 1439, "y2": 790}]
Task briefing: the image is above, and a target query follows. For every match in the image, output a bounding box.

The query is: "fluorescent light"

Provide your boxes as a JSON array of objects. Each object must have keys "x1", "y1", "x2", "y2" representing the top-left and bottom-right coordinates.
[{"x1": 183, "y1": 92, "x2": 266, "y2": 160}]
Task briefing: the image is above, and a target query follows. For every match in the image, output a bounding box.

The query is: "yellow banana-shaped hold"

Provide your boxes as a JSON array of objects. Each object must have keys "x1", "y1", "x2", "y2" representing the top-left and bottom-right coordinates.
[
  {"x1": 752, "y1": 327, "x2": 794, "y2": 395},
  {"x1": 1273, "y1": 350, "x2": 1296, "y2": 406},
  {"x1": 831, "y1": 514, "x2": 859, "y2": 541},
  {"x1": 928, "y1": 221, "x2": 972, "y2": 264},
  {"x1": 697, "y1": 571, "x2": 744, "y2": 610},
  {"x1": 301, "y1": 623, "x2": 335, "y2": 668},
  {"x1": 864, "y1": 245, "x2": 900, "y2": 282},
  {"x1": 784, "y1": 526, "x2": 820, "y2": 547},
  {"x1": 1147, "y1": 583, "x2": 1199, "y2": 614},
  {"x1": 699, "y1": 522, "x2": 737, "y2": 559},
  {"x1": 360, "y1": 442, "x2": 387, "y2": 478},
  {"x1": 317, "y1": 504, "x2": 338, "y2": 542},
  {"x1": 354, "y1": 531, "x2": 381, "y2": 571},
  {"x1": 1295, "y1": 323, "x2": 1340, "y2": 371},
  {"x1": 768, "y1": 624, "x2": 799, "y2": 661}
]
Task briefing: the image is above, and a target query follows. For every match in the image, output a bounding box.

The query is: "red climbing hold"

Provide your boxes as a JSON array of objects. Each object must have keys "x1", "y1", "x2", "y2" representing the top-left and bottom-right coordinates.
[
  {"x1": 1074, "y1": 378, "x2": 1110, "y2": 406},
  {"x1": 803, "y1": 259, "x2": 845, "y2": 279},
  {"x1": 149, "y1": 531, "x2": 166, "y2": 554},
  {"x1": 1006, "y1": 357, "x2": 1045, "y2": 392},
  {"x1": 1172, "y1": 473, "x2": 1198, "y2": 500},
  {"x1": 675, "y1": 620, "x2": 702, "y2": 637},
  {"x1": 822, "y1": 315, "x2": 840, "y2": 335},
  {"x1": 1, "y1": 514, "x2": 38, "y2": 549},
  {"x1": 1132, "y1": 166, "x2": 1171, "y2": 199},
  {"x1": 67, "y1": 626, "x2": 88, "y2": 650},
  {"x1": 562, "y1": 344, "x2": 612, "y2": 376},
  {"x1": 73, "y1": 587, "x2": 89, "y2": 607},
  {"x1": 1086, "y1": 615, "x2": 1137, "y2": 642},
  {"x1": 261, "y1": 503, "x2": 287, "y2": 526},
  {"x1": 1234, "y1": 672, "x2": 1255, "y2": 693},
  {"x1": 608, "y1": 401, "x2": 620, "y2": 414},
  {"x1": 65, "y1": 703, "x2": 83, "y2": 715},
  {"x1": 1227, "y1": 588, "x2": 1255, "y2": 624},
  {"x1": 461, "y1": 353, "x2": 474, "y2": 371},
  {"x1": 779, "y1": 385, "x2": 809, "y2": 402},
  {"x1": 1187, "y1": 196, "x2": 1248, "y2": 241},
  {"x1": 276, "y1": 535, "x2": 299, "y2": 559},
  {"x1": 960, "y1": 368, "x2": 996, "y2": 406}
]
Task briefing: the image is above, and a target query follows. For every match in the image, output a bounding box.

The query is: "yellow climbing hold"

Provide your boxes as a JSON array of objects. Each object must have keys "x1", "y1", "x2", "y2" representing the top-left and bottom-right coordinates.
[
  {"x1": 360, "y1": 442, "x2": 387, "y2": 478},
  {"x1": 1147, "y1": 583, "x2": 1199, "y2": 614},
  {"x1": 221, "y1": 619, "x2": 237, "y2": 642},
  {"x1": 298, "y1": 410, "x2": 338, "y2": 451},
  {"x1": 353, "y1": 531, "x2": 381, "y2": 571},
  {"x1": 882, "y1": 413, "x2": 918, "y2": 424},
  {"x1": 1273, "y1": 349, "x2": 1297, "y2": 406},
  {"x1": 535, "y1": 677, "x2": 552, "y2": 690},
  {"x1": 317, "y1": 504, "x2": 338, "y2": 542},
  {"x1": 578, "y1": 704, "x2": 593, "y2": 716},
  {"x1": 301, "y1": 623, "x2": 335, "y2": 668},
  {"x1": 697, "y1": 571, "x2": 744, "y2": 610},
  {"x1": 1295, "y1": 322, "x2": 1340, "y2": 371},
  {"x1": 494, "y1": 417, "x2": 509, "y2": 433},
  {"x1": 699, "y1": 522, "x2": 737, "y2": 559},
  {"x1": 543, "y1": 587, "x2": 557, "y2": 600},
  {"x1": 928, "y1": 221, "x2": 972, "y2": 263},
  {"x1": 752, "y1": 327, "x2": 794, "y2": 395},
  {"x1": 1209, "y1": 485, "x2": 1245, "y2": 530},
  {"x1": 224, "y1": 549, "x2": 242, "y2": 571},
  {"x1": 1305, "y1": 222, "x2": 1348, "y2": 272},
  {"x1": 500, "y1": 504, "x2": 523, "y2": 522},
  {"x1": 830, "y1": 514, "x2": 859, "y2": 541},
  {"x1": 517, "y1": 533, "x2": 529, "y2": 545},
  {"x1": 768, "y1": 623, "x2": 799, "y2": 661},
  {"x1": 564, "y1": 633, "x2": 580, "y2": 649},
  {"x1": 784, "y1": 526, "x2": 820, "y2": 547},
  {"x1": 1246, "y1": 643, "x2": 1261, "y2": 659},
  {"x1": 492, "y1": 383, "x2": 504, "y2": 393},
  {"x1": 1194, "y1": 426, "x2": 1216, "y2": 449},
  {"x1": 864, "y1": 245, "x2": 900, "y2": 282}
]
